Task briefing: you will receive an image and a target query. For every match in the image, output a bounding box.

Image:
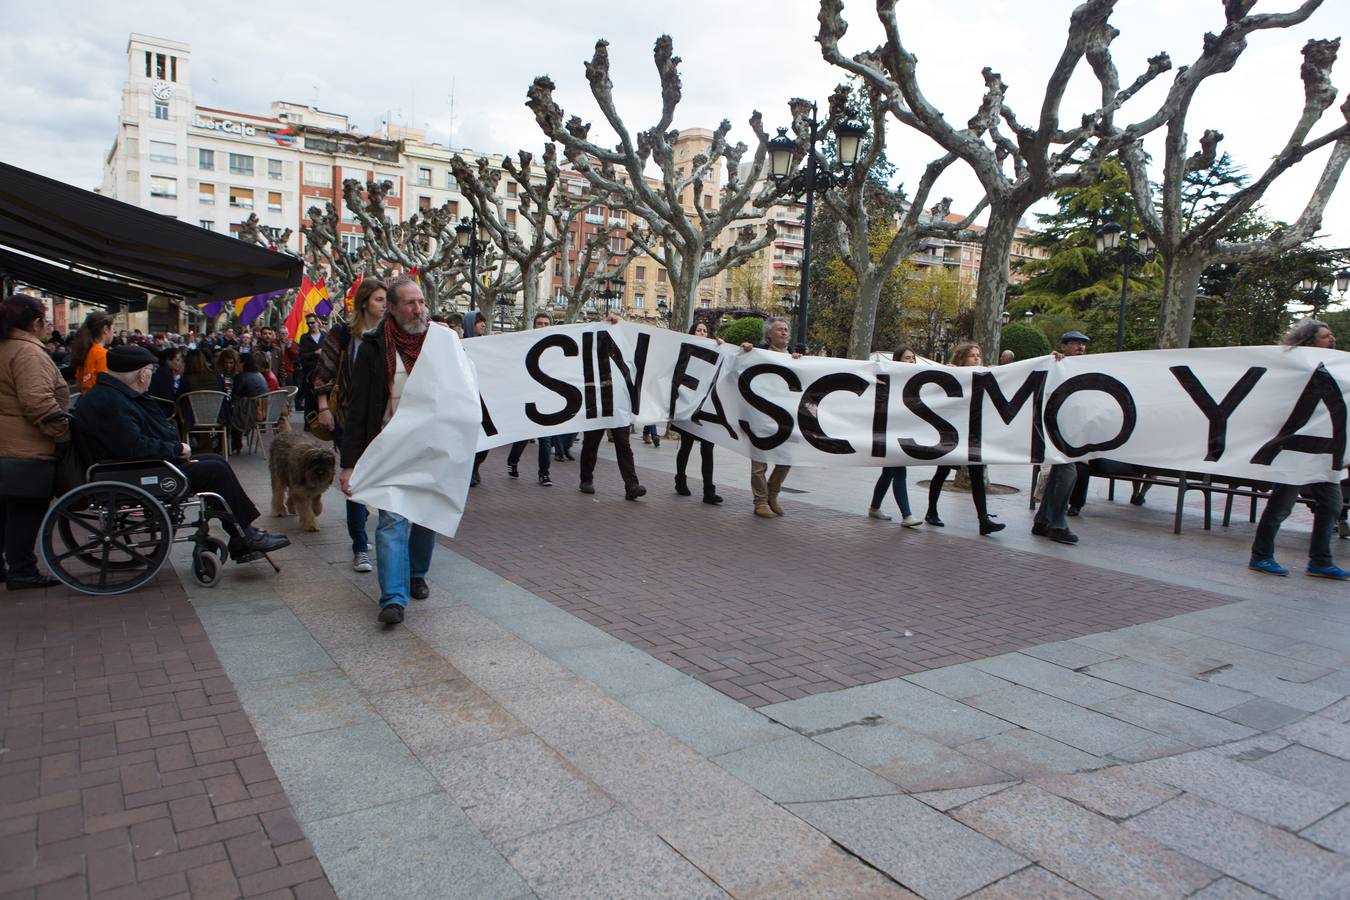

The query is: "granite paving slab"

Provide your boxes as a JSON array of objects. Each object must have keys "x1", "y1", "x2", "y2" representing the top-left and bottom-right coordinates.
[
  {"x1": 619, "y1": 681, "x2": 792, "y2": 757},
  {"x1": 1301, "y1": 807, "x2": 1350, "y2": 855},
  {"x1": 712, "y1": 735, "x2": 901, "y2": 803},
  {"x1": 964, "y1": 685, "x2": 1154, "y2": 756},
  {"x1": 955, "y1": 728, "x2": 1107, "y2": 779},
  {"x1": 815, "y1": 723, "x2": 1014, "y2": 792},
  {"x1": 1280, "y1": 713, "x2": 1350, "y2": 758},
  {"x1": 1031, "y1": 766, "x2": 1181, "y2": 820},
  {"x1": 1089, "y1": 691, "x2": 1257, "y2": 747},
  {"x1": 1082, "y1": 657, "x2": 1250, "y2": 714},
  {"x1": 968, "y1": 866, "x2": 1095, "y2": 899},
  {"x1": 970, "y1": 653, "x2": 1134, "y2": 706},
  {"x1": 235, "y1": 668, "x2": 379, "y2": 740},
  {"x1": 1246, "y1": 744, "x2": 1350, "y2": 802}
]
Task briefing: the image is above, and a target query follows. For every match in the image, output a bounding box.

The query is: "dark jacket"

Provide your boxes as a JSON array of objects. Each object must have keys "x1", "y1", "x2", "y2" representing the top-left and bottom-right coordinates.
[
  {"x1": 340, "y1": 323, "x2": 392, "y2": 470},
  {"x1": 74, "y1": 372, "x2": 181, "y2": 462}
]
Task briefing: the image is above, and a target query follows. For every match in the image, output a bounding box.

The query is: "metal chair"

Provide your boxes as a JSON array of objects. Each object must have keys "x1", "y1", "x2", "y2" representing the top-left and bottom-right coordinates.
[
  {"x1": 177, "y1": 391, "x2": 229, "y2": 459},
  {"x1": 246, "y1": 390, "x2": 291, "y2": 456}
]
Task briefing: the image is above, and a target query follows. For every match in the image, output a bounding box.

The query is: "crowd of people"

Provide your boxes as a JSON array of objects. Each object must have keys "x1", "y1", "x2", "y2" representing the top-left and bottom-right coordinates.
[{"x1": 2, "y1": 284, "x2": 1347, "y2": 618}]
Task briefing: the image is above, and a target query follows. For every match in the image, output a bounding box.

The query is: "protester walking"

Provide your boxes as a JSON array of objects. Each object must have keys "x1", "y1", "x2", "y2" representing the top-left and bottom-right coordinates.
[
  {"x1": 313, "y1": 277, "x2": 386, "y2": 573},
  {"x1": 1032, "y1": 331, "x2": 1090, "y2": 544},
  {"x1": 298, "y1": 313, "x2": 325, "y2": 428},
  {"x1": 925, "y1": 341, "x2": 1005, "y2": 536},
  {"x1": 341, "y1": 276, "x2": 439, "y2": 624},
  {"x1": 1249, "y1": 318, "x2": 1350, "y2": 580},
  {"x1": 506, "y1": 312, "x2": 557, "y2": 486},
  {"x1": 740, "y1": 316, "x2": 801, "y2": 518},
  {"x1": 580, "y1": 313, "x2": 644, "y2": 500},
  {"x1": 868, "y1": 346, "x2": 921, "y2": 526},
  {"x1": 463, "y1": 310, "x2": 491, "y2": 486},
  {"x1": 0, "y1": 295, "x2": 68, "y2": 590},
  {"x1": 674, "y1": 320, "x2": 723, "y2": 504}
]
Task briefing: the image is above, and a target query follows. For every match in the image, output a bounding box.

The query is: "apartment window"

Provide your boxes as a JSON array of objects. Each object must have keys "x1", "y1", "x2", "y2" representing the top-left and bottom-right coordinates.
[
  {"x1": 149, "y1": 176, "x2": 176, "y2": 198},
  {"x1": 155, "y1": 53, "x2": 166, "y2": 79},
  {"x1": 554, "y1": 261, "x2": 563, "y2": 276},
  {"x1": 228, "y1": 153, "x2": 253, "y2": 176},
  {"x1": 303, "y1": 164, "x2": 330, "y2": 187},
  {"x1": 445, "y1": 171, "x2": 457, "y2": 190},
  {"x1": 506, "y1": 209, "x2": 518, "y2": 227},
  {"x1": 635, "y1": 266, "x2": 646, "y2": 280},
  {"x1": 703, "y1": 194, "x2": 713, "y2": 209},
  {"x1": 418, "y1": 196, "x2": 432, "y2": 212},
  {"x1": 198, "y1": 148, "x2": 214, "y2": 170},
  {"x1": 382, "y1": 175, "x2": 399, "y2": 195},
  {"x1": 199, "y1": 220, "x2": 213, "y2": 230},
  {"x1": 610, "y1": 236, "x2": 624, "y2": 254},
  {"x1": 198, "y1": 183, "x2": 215, "y2": 205},
  {"x1": 633, "y1": 294, "x2": 645, "y2": 309},
  {"x1": 228, "y1": 187, "x2": 253, "y2": 209},
  {"x1": 657, "y1": 269, "x2": 667, "y2": 283},
  {"x1": 416, "y1": 167, "x2": 432, "y2": 186},
  {"x1": 340, "y1": 233, "x2": 365, "y2": 255},
  {"x1": 170, "y1": 56, "x2": 177, "y2": 82},
  {"x1": 267, "y1": 191, "x2": 283, "y2": 212},
  {"x1": 268, "y1": 159, "x2": 283, "y2": 180},
  {"x1": 446, "y1": 200, "x2": 459, "y2": 217},
  {"x1": 506, "y1": 182, "x2": 518, "y2": 197},
  {"x1": 153, "y1": 101, "x2": 169, "y2": 120},
  {"x1": 144, "y1": 51, "x2": 152, "y2": 78},
  {"x1": 149, "y1": 140, "x2": 176, "y2": 163}
]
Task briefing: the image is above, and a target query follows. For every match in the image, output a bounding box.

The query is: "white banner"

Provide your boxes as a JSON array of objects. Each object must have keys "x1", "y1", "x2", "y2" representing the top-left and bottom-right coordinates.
[{"x1": 353, "y1": 321, "x2": 1350, "y2": 535}]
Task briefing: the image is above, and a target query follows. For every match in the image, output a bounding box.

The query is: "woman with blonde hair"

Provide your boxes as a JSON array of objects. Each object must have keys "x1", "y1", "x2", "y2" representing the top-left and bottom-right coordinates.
[
  {"x1": 70, "y1": 311, "x2": 115, "y2": 391},
  {"x1": 924, "y1": 341, "x2": 1005, "y2": 536}
]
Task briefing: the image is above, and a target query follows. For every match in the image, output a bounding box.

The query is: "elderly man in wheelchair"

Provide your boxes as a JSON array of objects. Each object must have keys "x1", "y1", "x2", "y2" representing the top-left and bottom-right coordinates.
[{"x1": 43, "y1": 344, "x2": 289, "y2": 595}]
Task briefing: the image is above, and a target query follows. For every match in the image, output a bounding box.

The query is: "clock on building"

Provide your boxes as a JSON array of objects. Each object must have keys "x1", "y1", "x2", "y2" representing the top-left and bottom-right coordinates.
[{"x1": 151, "y1": 81, "x2": 172, "y2": 101}]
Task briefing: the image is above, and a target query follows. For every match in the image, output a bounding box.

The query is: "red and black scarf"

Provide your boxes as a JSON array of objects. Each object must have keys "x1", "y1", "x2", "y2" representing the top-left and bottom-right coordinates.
[{"x1": 383, "y1": 316, "x2": 426, "y2": 386}]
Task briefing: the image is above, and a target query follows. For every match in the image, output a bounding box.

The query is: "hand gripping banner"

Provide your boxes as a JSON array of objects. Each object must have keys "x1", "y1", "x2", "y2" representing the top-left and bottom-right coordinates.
[{"x1": 352, "y1": 322, "x2": 1349, "y2": 536}]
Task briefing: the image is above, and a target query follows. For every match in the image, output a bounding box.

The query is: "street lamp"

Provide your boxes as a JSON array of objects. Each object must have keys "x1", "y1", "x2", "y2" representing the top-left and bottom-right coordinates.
[
  {"x1": 455, "y1": 216, "x2": 490, "y2": 311},
  {"x1": 596, "y1": 274, "x2": 626, "y2": 317},
  {"x1": 1299, "y1": 278, "x2": 1332, "y2": 318},
  {"x1": 767, "y1": 105, "x2": 868, "y2": 353},
  {"x1": 495, "y1": 290, "x2": 515, "y2": 332},
  {"x1": 1094, "y1": 209, "x2": 1154, "y2": 352},
  {"x1": 1337, "y1": 269, "x2": 1350, "y2": 296},
  {"x1": 656, "y1": 298, "x2": 669, "y2": 321}
]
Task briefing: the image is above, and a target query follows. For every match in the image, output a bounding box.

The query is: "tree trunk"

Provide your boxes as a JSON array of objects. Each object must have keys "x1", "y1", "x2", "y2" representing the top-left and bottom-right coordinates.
[
  {"x1": 421, "y1": 276, "x2": 442, "y2": 314},
  {"x1": 521, "y1": 262, "x2": 541, "y2": 326},
  {"x1": 972, "y1": 206, "x2": 1020, "y2": 360},
  {"x1": 846, "y1": 272, "x2": 885, "y2": 360},
  {"x1": 1156, "y1": 252, "x2": 1207, "y2": 349},
  {"x1": 672, "y1": 261, "x2": 699, "y2": 333}
]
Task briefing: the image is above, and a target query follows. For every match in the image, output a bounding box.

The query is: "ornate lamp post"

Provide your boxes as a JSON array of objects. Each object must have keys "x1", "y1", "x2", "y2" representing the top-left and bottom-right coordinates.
[
  {"x1": 656, "y1": 298, "x2": 669, "y2": 322},
  {"x1": 454, "y1": 216, "x2": 490, "y2": 311},
  {"x1": 767, "y1": 107, "x2": 868, "y2": 353},
  {"x1": 1095, "y1": 210, "x2": 1154, "y2": 352},
  {"x1": 596, "y1": 274, "x2": 626, "y2": 317}
]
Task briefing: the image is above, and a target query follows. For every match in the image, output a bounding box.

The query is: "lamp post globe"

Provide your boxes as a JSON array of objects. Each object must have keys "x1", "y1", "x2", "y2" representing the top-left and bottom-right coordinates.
[
  {"x1": 1095, "y1": 222, "x2": 1122, "y2": 254},
  {"x1": 834, "y1": 112, "x2": 868, "y2": 168},
  {"x1": 455, "y1": 218, "x2": 473, "y2": 249},
  {"x1": 1337, "y1": 269, "x2": 1350, "y2": 295},
  {"x1": 767, "y1": 128, "x2": 796, "y2": 181}
]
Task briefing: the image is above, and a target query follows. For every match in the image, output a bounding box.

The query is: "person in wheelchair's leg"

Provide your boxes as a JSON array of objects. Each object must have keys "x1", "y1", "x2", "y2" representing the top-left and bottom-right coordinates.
[{"x1": 73, "y1": 345, "x2": 290, "y2": 561}]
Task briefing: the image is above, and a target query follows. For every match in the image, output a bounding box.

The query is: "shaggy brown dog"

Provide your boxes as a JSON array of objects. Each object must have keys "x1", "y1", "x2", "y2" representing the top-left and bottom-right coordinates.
[{"x1": 269, "y1": 432, "x2": 336, "y2": 531}]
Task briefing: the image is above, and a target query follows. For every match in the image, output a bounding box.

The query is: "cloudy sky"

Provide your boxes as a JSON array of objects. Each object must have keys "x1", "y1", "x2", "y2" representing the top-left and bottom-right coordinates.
[{"x1": 2, "y1": 0, "x2": 1347, "y2": 252}]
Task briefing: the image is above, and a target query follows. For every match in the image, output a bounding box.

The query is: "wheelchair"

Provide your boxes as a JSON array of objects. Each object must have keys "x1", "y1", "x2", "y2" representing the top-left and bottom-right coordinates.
[{"x1": 38, "y1": 438, "x2": 280, "y2": 596}]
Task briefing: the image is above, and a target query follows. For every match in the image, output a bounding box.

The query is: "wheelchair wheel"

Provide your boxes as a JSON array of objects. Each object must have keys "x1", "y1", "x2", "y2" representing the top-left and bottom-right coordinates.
[
  {"x1": 41, "y1": 481, "x2": 173, "y2": 596},
  {"x1": 191, "y1": 546, "x2": 222, "y2": 588}
]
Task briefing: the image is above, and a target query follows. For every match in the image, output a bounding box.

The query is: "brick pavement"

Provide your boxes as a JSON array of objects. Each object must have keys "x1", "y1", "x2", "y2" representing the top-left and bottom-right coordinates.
[
  {"x1": 0, "y1": 572, "x2": 336, "y2": 899},
  {"x1": 451, "y1": 458, "x2": 1239, "y2": 707}
]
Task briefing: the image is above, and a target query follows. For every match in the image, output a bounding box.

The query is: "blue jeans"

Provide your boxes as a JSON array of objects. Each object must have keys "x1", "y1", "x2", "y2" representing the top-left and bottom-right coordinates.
[
  {"x1": 375, "y1": 510, "x2": 436, "y2": 608},
  {"x1": 1035, "y1": 463, "x2": 1078, "y2": 531},
  {"x1": 870, "y1": 467, "x2": 911, "y2": 517},
  {"x1": 333, "y1": 426, "x2": 369, "y2": 553},
  {"x1": 1252, "y1": 481, "x2": 1339, "y2": 568}
]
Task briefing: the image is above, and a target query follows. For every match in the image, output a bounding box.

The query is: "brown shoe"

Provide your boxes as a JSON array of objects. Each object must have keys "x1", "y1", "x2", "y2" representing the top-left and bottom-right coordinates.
[
  {"x1": 767, "y1": 496, "x2": 785, "y2": 516},
  {"x1": 754, "y1": 504, "x2": 776, "y2": 519}
]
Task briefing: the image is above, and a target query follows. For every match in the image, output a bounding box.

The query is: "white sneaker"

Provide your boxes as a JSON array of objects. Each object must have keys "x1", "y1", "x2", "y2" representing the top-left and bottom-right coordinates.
[
  {"x1": 353, "y1": 551, "x2": 373, "y2": 573},
  {"x1": 900, "y1": 515, "x2": 924, "y2": 527},
  {"x1": 868, "y1": 508, "x2": 891, "y2": 520}
]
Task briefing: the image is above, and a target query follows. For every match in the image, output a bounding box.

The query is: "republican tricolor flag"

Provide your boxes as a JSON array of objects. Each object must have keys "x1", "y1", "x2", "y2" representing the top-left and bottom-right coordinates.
[{"x1": 283, "y1": 277, "x2": 332, "y2": 343}]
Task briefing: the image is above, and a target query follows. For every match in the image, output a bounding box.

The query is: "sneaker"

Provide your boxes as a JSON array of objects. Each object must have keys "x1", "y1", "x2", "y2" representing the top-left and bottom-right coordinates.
[
  {"x1": 868, "y1": 508, "x2": 892, "y2": 520},
  {"x1": 980, "y1": 519, "x2": 1007, "y2": 536},
  {"x1": 900, "y1": 515, "x2": 923, "y2": 527},
  {"x1": 1306, "y1": 563, "x2": 1350, "y2": 580},
  {"x1": 703, "y1": 491, "x2": 723, "y2": 504},
  {"x1": 1047, "y1": 527, "x2": 1078, "y2": 544},
  {"x1": 410, "y1": 577, "x2": 430, "y2": 600},
  {"x1": 539, "y1": 474, "x2": 553, "y2": 486},
  {"x1": 579, "y1": 481, "x2": 595, "y2": 494},
  {"x1": 624, "y1": 483, "x2": 647, "y2": 501},
  {"x1": 508, "y1": 464, "x2": 519, "y2": 478},
  {"x1": 1248, "y1": 558, "x2": 1289, "y2": 576},
  {"x1": 353, "y1": 551, "x2": 373, "y2": 573},
  {"x1": 1031, "y1": 521, "x2": 1049, "y2": 537},
  {"x1": 377, "y1": 605, "x2": 405, "y2": 625},
  {"x1": 924, "y1": 513, "x2": 944, "y2": 527}
]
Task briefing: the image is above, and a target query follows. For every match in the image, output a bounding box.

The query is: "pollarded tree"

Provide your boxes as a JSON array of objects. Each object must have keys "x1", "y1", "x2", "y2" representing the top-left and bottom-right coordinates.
[
  {"x1": 340, "y1": 177, "x2": 474, "y2": 313},
  {"x1": 1120, "y1": 28, "x2": 1350, "y2": 347},
  {"x1": 811, "y1": 83, "x2": 987, "y2": 358},
  {"x1": 526, "y1": 36, "x2": 780, "y2": 331},
  {"x1": 450, "y1": 144, "x2": 566, "y2": 326}
]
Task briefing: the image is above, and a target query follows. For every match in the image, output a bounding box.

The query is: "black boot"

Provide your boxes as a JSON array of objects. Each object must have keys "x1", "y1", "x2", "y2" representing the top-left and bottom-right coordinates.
[
  {"x1": 674, "y1": 475, "x2": 691, "y2": 496},
  {"x1": 979, "y1": 518, "x2": 1006, "y2": 536},
  {"x1": 703, "y1": 486, "x2": 723, "y2": 504}
]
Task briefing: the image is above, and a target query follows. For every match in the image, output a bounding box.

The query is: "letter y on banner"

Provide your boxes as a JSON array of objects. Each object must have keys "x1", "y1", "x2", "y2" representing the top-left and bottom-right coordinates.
[{"x1": 348, "y1": 325, "x2": 480, "y2": 537}]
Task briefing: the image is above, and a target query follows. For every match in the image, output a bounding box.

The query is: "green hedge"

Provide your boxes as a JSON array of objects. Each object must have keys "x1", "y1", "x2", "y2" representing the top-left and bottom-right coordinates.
[
  {"x1": 999, "y1": 322, "x2": 1051, "y2": 361},
  {"x1": 718, "y1": 316, "x2": 766, "y2": 346}
]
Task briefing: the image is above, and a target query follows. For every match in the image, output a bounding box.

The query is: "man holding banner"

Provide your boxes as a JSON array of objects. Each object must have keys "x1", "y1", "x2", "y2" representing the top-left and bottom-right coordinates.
[
  {"x1": 741, "y1": 316, "x2": 801, "y2": 519},
  {"x1": 340, "y1": 276, "x2": 437, "y2": 625}
]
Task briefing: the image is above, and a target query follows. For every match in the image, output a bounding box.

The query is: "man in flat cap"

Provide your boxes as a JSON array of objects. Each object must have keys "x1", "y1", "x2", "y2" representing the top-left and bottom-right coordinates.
[
  {"x1": 1032, "y1": 331, "x2": 1091, "y2": 544},
  {"x1": 74, "y1": 344, "x2": 289, "y2": 561}
]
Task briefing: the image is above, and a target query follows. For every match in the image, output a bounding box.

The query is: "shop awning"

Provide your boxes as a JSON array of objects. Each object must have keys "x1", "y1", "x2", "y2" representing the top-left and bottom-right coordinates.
[
  {"x1": 0, "y1": 247, "x2": 148, "y2": 311},
  {"x1": 0, "y1": 161, "x2": 302, "y2": 303}
]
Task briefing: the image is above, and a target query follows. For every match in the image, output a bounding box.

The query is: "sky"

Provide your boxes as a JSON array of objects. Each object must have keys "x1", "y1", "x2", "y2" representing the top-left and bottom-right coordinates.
[{"x1": 2, "y1": 0, "x2": 1348, "y2": 256}]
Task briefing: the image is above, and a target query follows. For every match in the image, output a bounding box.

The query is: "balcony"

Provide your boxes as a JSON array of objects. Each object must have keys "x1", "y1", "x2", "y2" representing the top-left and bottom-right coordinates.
[
  {"x1": 608, "y1": 216, "x2": 626, "y2": 227},
  {"x1": 584, "y1": 213, "x2": 605, "y2": 225}
]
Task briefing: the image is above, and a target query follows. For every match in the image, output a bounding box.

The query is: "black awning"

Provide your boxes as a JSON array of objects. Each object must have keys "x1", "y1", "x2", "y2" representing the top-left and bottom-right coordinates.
[
  {"x1": 0, "y1": 247, "x2": 147, "y2": 310},
  {"x1": 0, "y1": 161, "x2": 302, "y2": 302}
]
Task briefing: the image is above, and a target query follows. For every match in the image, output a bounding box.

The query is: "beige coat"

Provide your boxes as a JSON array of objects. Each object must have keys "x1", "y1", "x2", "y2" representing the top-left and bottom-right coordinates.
[{"x1": 0, "y1": 329, "x2": 69, "y2": 461}]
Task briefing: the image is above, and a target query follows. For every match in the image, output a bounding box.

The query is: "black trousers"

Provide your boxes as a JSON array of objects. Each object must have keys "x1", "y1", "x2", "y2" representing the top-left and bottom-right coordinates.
[
  {"x1": 0, "y1": 495, "x2": 50, "y2": 577},
  {"x1": 928, "y1": 465, "x2": 990, "y2": 521},
  {"x1": 580, "y1": 428, "x2": 637, "y2": 487},
  {"x1": 674, "y1": 428, "x2": 715, "y2": 491},
  {"x1": 183, "y1": 453, "x2": 259, "y2": 532},
  {"x1": 507, "y1": 439, "x2": 551, "y2": 477},
  {"x1": 1068, "y1": 461, "x2": 1092, "y2": 510}
]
